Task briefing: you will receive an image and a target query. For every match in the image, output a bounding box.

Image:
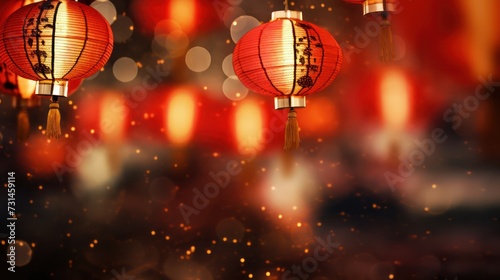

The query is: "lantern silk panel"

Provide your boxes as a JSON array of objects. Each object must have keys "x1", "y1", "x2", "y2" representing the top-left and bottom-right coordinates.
[
  {"x1": 233, "y1": 19, "x2": 342, "y2": 97},
  {"x1": 0, "y1": 0, "x2": 113, "y2": 81}
]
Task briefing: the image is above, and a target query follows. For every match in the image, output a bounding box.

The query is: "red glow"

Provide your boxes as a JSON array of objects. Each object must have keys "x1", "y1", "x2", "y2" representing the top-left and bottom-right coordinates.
[
  {"x1": 169, "y1": 0, "x2": 196, "y2": 33},
  {"x1": 300, "y1": 97, "x2": 339, "y2": 136},
  {"x1": 130, "y1": 0, "x2": 219, "y2": 36},
  {"x1": 20, "y1": 135, "x2": 66, "y2": 175}
]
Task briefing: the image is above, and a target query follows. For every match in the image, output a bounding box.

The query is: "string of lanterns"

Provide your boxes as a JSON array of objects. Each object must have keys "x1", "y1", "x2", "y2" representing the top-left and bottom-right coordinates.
[{"x1": 0, "y1": 0, "x2": 402, "y2": 149}]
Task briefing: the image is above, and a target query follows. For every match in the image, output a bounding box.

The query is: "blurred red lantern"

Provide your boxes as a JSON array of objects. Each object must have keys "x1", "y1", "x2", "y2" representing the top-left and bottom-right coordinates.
[
  {"x1": 0, "y1": 0, "x2": 113, "y2": 138},
  {"x1": 233, "y1": 10, "x2": 342, "y2": 150},
  {"x1": 0, "y1": 0, "x2": 43, "y2": 141},
  {"x1": 395, "y1": 0, "x2": 498, "y2": 86},
  {"x1": 343, "y1": 0, "x2": 397, "y2": 62},
  {"x1": 343, "y1": 66, "x2": 444, "y2": 132},
  {"x1": 0, "y1": 63, "x2": 39, "y2": 141},
  {"x1": 129, "y1": 0, "x2": 220, "y2": 36}
]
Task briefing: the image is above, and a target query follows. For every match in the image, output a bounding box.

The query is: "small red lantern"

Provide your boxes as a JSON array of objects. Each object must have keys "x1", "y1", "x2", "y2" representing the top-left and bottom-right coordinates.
[
  {"x1": 0, "y1": 0, "x2": 43, "y2": 141},
  {"x1": 0, "y1": 63, "x2": 39, "y2": 141},
  {"x1": 344, "y1": 0, "x2": 397, "y2": 62},
  {"x1": 0, "y1": 0, "x2": 113, "y2": 138},
  {"x1": 232, "y1": 10, "x2": 342, "y2": 150}
]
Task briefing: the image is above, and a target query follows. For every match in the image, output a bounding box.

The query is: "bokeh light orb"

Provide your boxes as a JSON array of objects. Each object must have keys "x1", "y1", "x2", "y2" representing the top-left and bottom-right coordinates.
[
  {"x1": 223, "y1": 78, "x2": 248, "y2": 101},
  {"x1": 113, "y1": 57, "x2": 138, "y2": 83},
  {"x1": 152, "y1": 30, "x2": 189, "y2": 58},
  {"x1": 222, "y1": 54, "x2": 237, "y2": 79},
  {"x1": 155, "y1": 19, "x2": 181, "y2": 38},
  {"x1": 90, "y1": 0, "x2": 117, "y2": 25},
  {"x1": 111, "y1": 15, "x2": 134, "y2": 43},
  {"x1": 7, "y1": 240, "x2": 33, "y2": 267},
  {"x1": 222, "y1": 6, "x2": 245, "y2": 28},
  {"x1": 185, "y1": 46, "x2": 211, "y2": 73},
  {"x1": 230, "y1": 15, "x2": 260, "y2": 43}
]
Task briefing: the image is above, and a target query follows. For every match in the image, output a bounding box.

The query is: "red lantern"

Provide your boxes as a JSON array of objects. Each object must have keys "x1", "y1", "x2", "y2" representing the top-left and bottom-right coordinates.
[
  {"x1": 232, "y1": 10, "x2": 342, "y2": 150},
  {"x1": 343, "y1": 0, "x2": 397, "y2": 62},
  {"x1": 0, "y1": 0, "x2": 113, "y2": 138}
]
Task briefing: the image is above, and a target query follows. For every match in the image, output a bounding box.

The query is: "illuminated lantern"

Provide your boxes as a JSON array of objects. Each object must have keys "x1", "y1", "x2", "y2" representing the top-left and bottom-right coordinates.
[
  {"x1": 0, "y1": 0, "x2": 113, "y2": 138},
  {"x1": 232, "y1": 10, "x2": 342, "y2": 150},
  {"x1": 344, "y1": 0, "x2": 397, "y2": 62}
]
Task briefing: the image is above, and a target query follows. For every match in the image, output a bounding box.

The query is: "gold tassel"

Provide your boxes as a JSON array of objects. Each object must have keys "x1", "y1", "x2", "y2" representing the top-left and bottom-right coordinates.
[
  {"x1": 379, "y1": 18, "x2": 396, "y2": 63},
  {"x1": 46, "y1": 98, "x2": 61, "y2": 139},
  {"x1": 17, "y1": 108, "x2": 30, "y2": 142},
  {"x1": 284, "y1": 108, "x2": 300, "y2": 150}
]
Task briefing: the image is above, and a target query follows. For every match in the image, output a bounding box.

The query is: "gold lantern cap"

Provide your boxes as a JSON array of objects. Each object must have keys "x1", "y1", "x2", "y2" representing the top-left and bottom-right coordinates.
[
  {"x1": 363, "y1": 1, "x2": 396, "y2": 15},
  {"x1": 274, "y1": 96, "x2": 306, "y2": 110},
  {"x1": 271, "y1": 10, "x2": 303, "y2": 20},
  {"x1": 35, "y1": 79, "x2": 68, "y2": 97}
]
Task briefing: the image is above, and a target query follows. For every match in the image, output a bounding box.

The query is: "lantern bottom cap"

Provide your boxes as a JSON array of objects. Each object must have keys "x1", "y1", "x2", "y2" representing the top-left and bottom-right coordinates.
[
  {"x1": 363, "y1": 2, "x2": 396, "y2": 15},
  {"x1": 35, "y1": 79, "x2": 68, "y2": 97},
  {"x1": 274, "y1": 96, "x2": 306, "y2": 110}
]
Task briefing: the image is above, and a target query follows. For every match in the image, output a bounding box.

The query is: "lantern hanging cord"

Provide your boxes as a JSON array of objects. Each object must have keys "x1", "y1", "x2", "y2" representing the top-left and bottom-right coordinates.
[
  {"x1": 284, "y1": 0, "x2": 289, "y2": 11},
  {"x1": 381, "y1": 0, "x2": 389, "y2": 20},
  {"x1": 381, "y1": 11, "x2": 389, "y2": 20}
]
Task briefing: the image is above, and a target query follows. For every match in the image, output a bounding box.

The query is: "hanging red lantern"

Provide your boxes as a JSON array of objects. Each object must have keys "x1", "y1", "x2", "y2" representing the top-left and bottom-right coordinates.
[
  {"x1": 0, "y1": 0, "x2": 113, "y2": 138},
  {"x1": 344, "y1": 0, "x2": 397, "y2": 62},
  {"x1": 232, "y1": 10, "x2": 342, "y2": 150}
]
